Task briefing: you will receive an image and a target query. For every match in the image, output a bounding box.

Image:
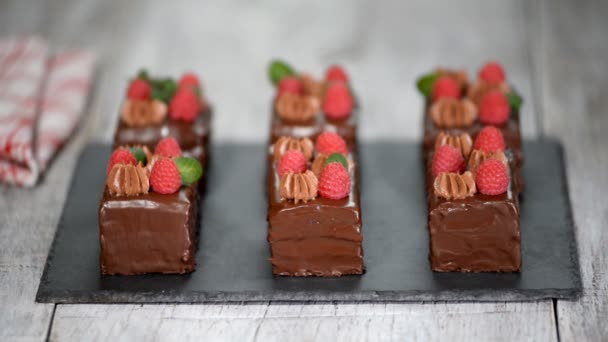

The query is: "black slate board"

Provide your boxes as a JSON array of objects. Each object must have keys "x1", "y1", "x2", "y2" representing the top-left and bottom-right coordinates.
[{"x1": 36, "y1": 141, "x2": 581, "y2": 303}]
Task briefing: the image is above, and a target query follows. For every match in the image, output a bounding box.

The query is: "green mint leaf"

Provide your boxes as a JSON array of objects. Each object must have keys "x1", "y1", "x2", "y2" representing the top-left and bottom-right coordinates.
[
  {"x1": 324, "y1": 152, "x2": 348, "y2": 170},
  {"x1": 174, "y1": 157, "x2": 203, "y2": 185},
  {"x1": 151, "y1": 78, "x2": 177, "y2": 103},
  {"x1": 129, "y1": 147, "x2": 147, "y2": 164},
  {"x1": 507, "y1": 90, "x2": 523, "y2": 112},
  {"x1": 269, "y1": 60, "x2": 296, "y2": 86},
  {"x1": 137, "y1": 69, "x2": 150, "y2": 81},
  {"x1": 416, "y1": 72, "x2": 439, "y2": 98}
]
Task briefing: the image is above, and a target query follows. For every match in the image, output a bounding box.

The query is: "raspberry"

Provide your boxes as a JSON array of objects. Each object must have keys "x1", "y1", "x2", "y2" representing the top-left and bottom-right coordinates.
[
  {"x1": 316, "y1": 132, "x2": 348, "y2": 156},
  {"x1": 432, "y1": 76, "x2": 460, "y2": 102},
  {"x1": 277, "y1": 150, "x2": 307, "y2": 177},
  {"x1": 150, "y1": 158, "x2": 182, "y2": 194},
  {"x1": 277, "y1": 76, "x2": 302, "y2": 96},
  {"x1": 323, "y1": 82, "x2": 353, "y2": 120},
  {"x1": 474, "y1": 126, "x2": 506, "y2": 152},
  {"x1": 170, "y1": 87, "x2": 201, "y2": 122},
  {"x1": 479, "y1": 90, "x2": 510, "y2": 125},
  {"x1": 432, "y1": 145, "x2": 465, "y2": 177},
  {"x1": 155, "y1": 137, "x2": 182, "y2": 158},
  {"x1": 479, "y1": 61, "x2": 505, "y2": 85},
  {"x1": 107, "y1": 148, "x2": 137, "y2": 175},
  {"x1": 178, "y1": 72, "x2": 201, "y2": 91},
  {"x1": 325, "y1": 65, "x2": 349, "y2": 83},
  {"x1": 318, "y1": 162, "x2": 351, "y2": 200},
  {"x1": 127, "y1": 79, "x2": 151, "y2": 100},
  {"x1": 475, "y1": 159, "x2": 509, "y2": 195}
]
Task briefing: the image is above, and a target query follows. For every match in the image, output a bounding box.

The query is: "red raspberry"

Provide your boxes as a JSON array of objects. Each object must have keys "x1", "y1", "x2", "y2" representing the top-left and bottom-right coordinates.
[
  {"x1": 432, "y1": 76, "x2": 460, "y2": 102},
  {"x1": 479, "y1": 61, "x2": 506, "y2": 85},
  {"x1": 325, "y1": 65, "x2": 349, "y2": 83},
  {"x1": 474, "y1": 126, "x2": 506, "y2": 152},
  {"x1": 170, "y1": 88, "x2": 201, "y2": 122},
  {"x1": 107, "y1": 148, "x2": 137, "y2": 175},
  {"x1": 178, "y1": 72, "x2": 201, "y2": 91},
  {"x1": 479, "y1": 90, "x2": 510, "y2": 125},
  {"x1": 277, "y1": 77, "x2": 302, "y2": 96},
  {"x1": 155, "y1": 137, "x2": 182, "y2": 158},
  {"x1": 432, "y1": 145, "x2": 465, "y2": 177},
  {"x1": 318, "y1": 162, "x2": 351, "y2": 200},
  {"x1": 127, "y1": 79, "x2": 151, "y2": 100},
  {"x1": 277, "y1": 150, "x2": 307, "y2": 177},
  {"x1": 322, "y1": 82, "x2": 353, "y2": 120},
  {"x1": 475, "y1": 159, "x2": 509, "y2": 195},
  {"x1": 150, "y1": 158, "x2": 182, "y2": 194},
  {"x1": 316, "y1": 132, "x2": 348, "y2": 156}
]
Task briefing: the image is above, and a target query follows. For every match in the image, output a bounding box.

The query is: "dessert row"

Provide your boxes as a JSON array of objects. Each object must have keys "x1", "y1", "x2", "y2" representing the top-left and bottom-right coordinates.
[{"x1": 98, "y1": 60, "x2": 524, "y2": 276}]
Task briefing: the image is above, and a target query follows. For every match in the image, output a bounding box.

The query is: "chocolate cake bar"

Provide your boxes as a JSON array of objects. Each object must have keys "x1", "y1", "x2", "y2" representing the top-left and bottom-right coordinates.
[
  {"x1": 418, "y1": 62, "x2": 523, "y2": 272},
  {"x1": 99, "y1": 185, "x2": 199, "y2": 275},
  {"x1": 113, "y1": 71, "x2": 211, "y2": 168},
  {"x1": 266, "y1": 61, "x2": 363, "y2": 276}
]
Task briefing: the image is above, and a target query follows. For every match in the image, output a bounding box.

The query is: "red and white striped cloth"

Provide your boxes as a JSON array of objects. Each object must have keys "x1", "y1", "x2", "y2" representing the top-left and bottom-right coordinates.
[{"x1": 0, "y1": 37, "x2": 95, "y2": 186}]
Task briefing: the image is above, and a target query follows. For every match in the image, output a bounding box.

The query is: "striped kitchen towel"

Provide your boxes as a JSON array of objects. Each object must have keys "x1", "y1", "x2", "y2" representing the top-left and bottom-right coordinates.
[{"x1": 0, "y1": 37, "x2": 95, "y2": 186}]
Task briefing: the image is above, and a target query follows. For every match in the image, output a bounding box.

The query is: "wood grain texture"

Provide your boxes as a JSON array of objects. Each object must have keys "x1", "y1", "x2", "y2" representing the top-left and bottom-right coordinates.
[{"x1": 536, "y1": 0, "x2": 608, "y2": 340}]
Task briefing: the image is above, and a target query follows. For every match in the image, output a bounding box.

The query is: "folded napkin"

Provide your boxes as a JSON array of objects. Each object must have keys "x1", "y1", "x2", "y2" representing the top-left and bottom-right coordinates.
[{"x1": 0, "y1": 37, "x2": 95, "y2": 186}]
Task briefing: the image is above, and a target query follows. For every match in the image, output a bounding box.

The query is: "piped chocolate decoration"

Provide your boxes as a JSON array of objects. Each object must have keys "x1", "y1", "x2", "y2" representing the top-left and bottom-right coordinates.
[
  {"x1": 121, "y1": 99, "x2": 167, "y2": 127},
  {"x1": 273, "y1": 136, "x2": 314, "y2": 161},
  {"x1": 279, "y1": 170, "x2": 318, "y2": 204},
  {"x1": 430, "y1": 98, "x2": 477, "y2": 128},
  {"x1": 468, "y1": 149, "x2": 508, "y2": 175},
  {"x1": 275, "y1": 93, "x2": 319, "y2": 123},
  {"x1": 433, "y1": 171, "x2": 476, "y2": 200},
  {"x1": 300, "y1": 73, "x2": 326, "y2": 101},
  {"x1": 435, "y1": 131, "x2": 473, "y2": 159},
  {"x1": 107, "y1": 163, "x2": 150, "y2": 196}
]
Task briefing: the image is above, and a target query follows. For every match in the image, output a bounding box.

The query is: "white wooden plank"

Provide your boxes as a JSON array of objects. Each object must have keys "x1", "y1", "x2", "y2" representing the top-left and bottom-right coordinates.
[
  {"x1": 536, "y1": 0, "x2": 608, "y2": 341},
  {"x1": 51, "y1": 302, "x2": 557, "y2": 342}
]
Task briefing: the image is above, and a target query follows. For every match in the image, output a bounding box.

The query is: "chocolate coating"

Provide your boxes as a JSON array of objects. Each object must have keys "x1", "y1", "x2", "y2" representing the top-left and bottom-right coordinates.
[
  {"x1": 99, "y1": 185, "x2": 199, "y2": 275},
  {"x1": 423, "y1": 97, "x2": 523, "y2": 272},
  {"x1": 267, "y1": 144, "x2": 363, "y2": 277}
]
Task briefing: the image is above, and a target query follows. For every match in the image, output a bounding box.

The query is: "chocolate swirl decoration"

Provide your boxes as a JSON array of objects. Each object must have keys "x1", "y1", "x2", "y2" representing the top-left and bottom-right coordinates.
[
  {"x1": 279, "y1": 170, "x2": 318, "y2": 204},
  {"x1": 107, "y1": 163, "x2": 150, "y2": 196},
  {"x1": 273, "y1": 136, "x2": 314, "y2": 161},
  {"x1": 468, "y1": 149, "x2": 508, "y2": 175},
  {"x1": 435, "y1": 67, "x2": 469, "y2": 89},
  {"x1": 435, "y1": 131, "x2": 473, "y2": 159},
  {"x1": 467, "y1": 80, "x2": 512, "y2": 106},
  {"x1": 275, "y1": 93, "x2": 319, "y2": 123},
  {"x1": 299, "y1": 73, "x2": 326, "y2": 101},
  {"x1": 121, "y1": 99, "x2": 167, "y2": 127},
  {"x1": 433, "y1": 171, "x2": 476, "y2": 200},
  {"x1": 430, "y1": 98, "x2": 478, "y2": 129}
]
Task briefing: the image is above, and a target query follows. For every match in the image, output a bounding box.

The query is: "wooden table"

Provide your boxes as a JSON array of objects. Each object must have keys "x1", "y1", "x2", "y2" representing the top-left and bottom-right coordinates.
[{"x1": 1, "y1": 0, "x2": 606, "y2": 340}]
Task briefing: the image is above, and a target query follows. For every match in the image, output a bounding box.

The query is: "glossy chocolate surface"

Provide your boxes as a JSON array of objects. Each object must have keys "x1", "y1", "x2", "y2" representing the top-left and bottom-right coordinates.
[
  {"x1": 113, "y1": 108, "x2": 211, "y2": 166},
  {"x1": 99, "y1": 185, "x2": 199, "y2": 275},
  {"x1": 269, "y1": 104, "x2": 358, "y2": 144},
  {"x1": 267, "y1": 144, "x2": 363, "y2": 277},
  {"x1": 423, "y1": 98, "x2": 523, "y2": 272}
]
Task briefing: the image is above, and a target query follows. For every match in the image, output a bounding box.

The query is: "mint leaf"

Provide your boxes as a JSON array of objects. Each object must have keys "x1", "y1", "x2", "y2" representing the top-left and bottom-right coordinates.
[
  {"x1": 129, "y1": 147, "x2": 147, "y2": 164},
  {"x1": 150, "y1": 78, "x2": 177, "y2": 103},
  {"x1": 507, "y1": 90, "x2": 523, "y2": 112},
  {"x1": 174, "y1": 157, "x2": 203, "y2": 185},
  {"x1": 269, "y1": 60, "x2": 296, "y2": 86},
  {"x1": 416, "y1": 72, "x2": 439, "y2": 98},
  {"x1": 137, "y1": 69, "x2": 150, "y2": 81},
  {"x1": 324, "y1": 152, "x2": 348, "y2": 170}
]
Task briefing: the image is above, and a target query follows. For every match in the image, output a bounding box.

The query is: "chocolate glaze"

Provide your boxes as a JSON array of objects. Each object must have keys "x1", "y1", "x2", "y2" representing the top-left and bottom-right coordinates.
[
  {"x1": 266, "y1": 142, "x2": 364, "y2": 277},
  {"x1": 423, "y1": 97, "x2": 523, "y2": 272},
  {"x1": 113, "y1": 108, "x2": 212, "y2": 168},
  {"x1": 99, "y1": 185, "x2": 199, "y2": 275},
  {"x1": 269, "y1": 103, "x2": 358, "y2": 144}
]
